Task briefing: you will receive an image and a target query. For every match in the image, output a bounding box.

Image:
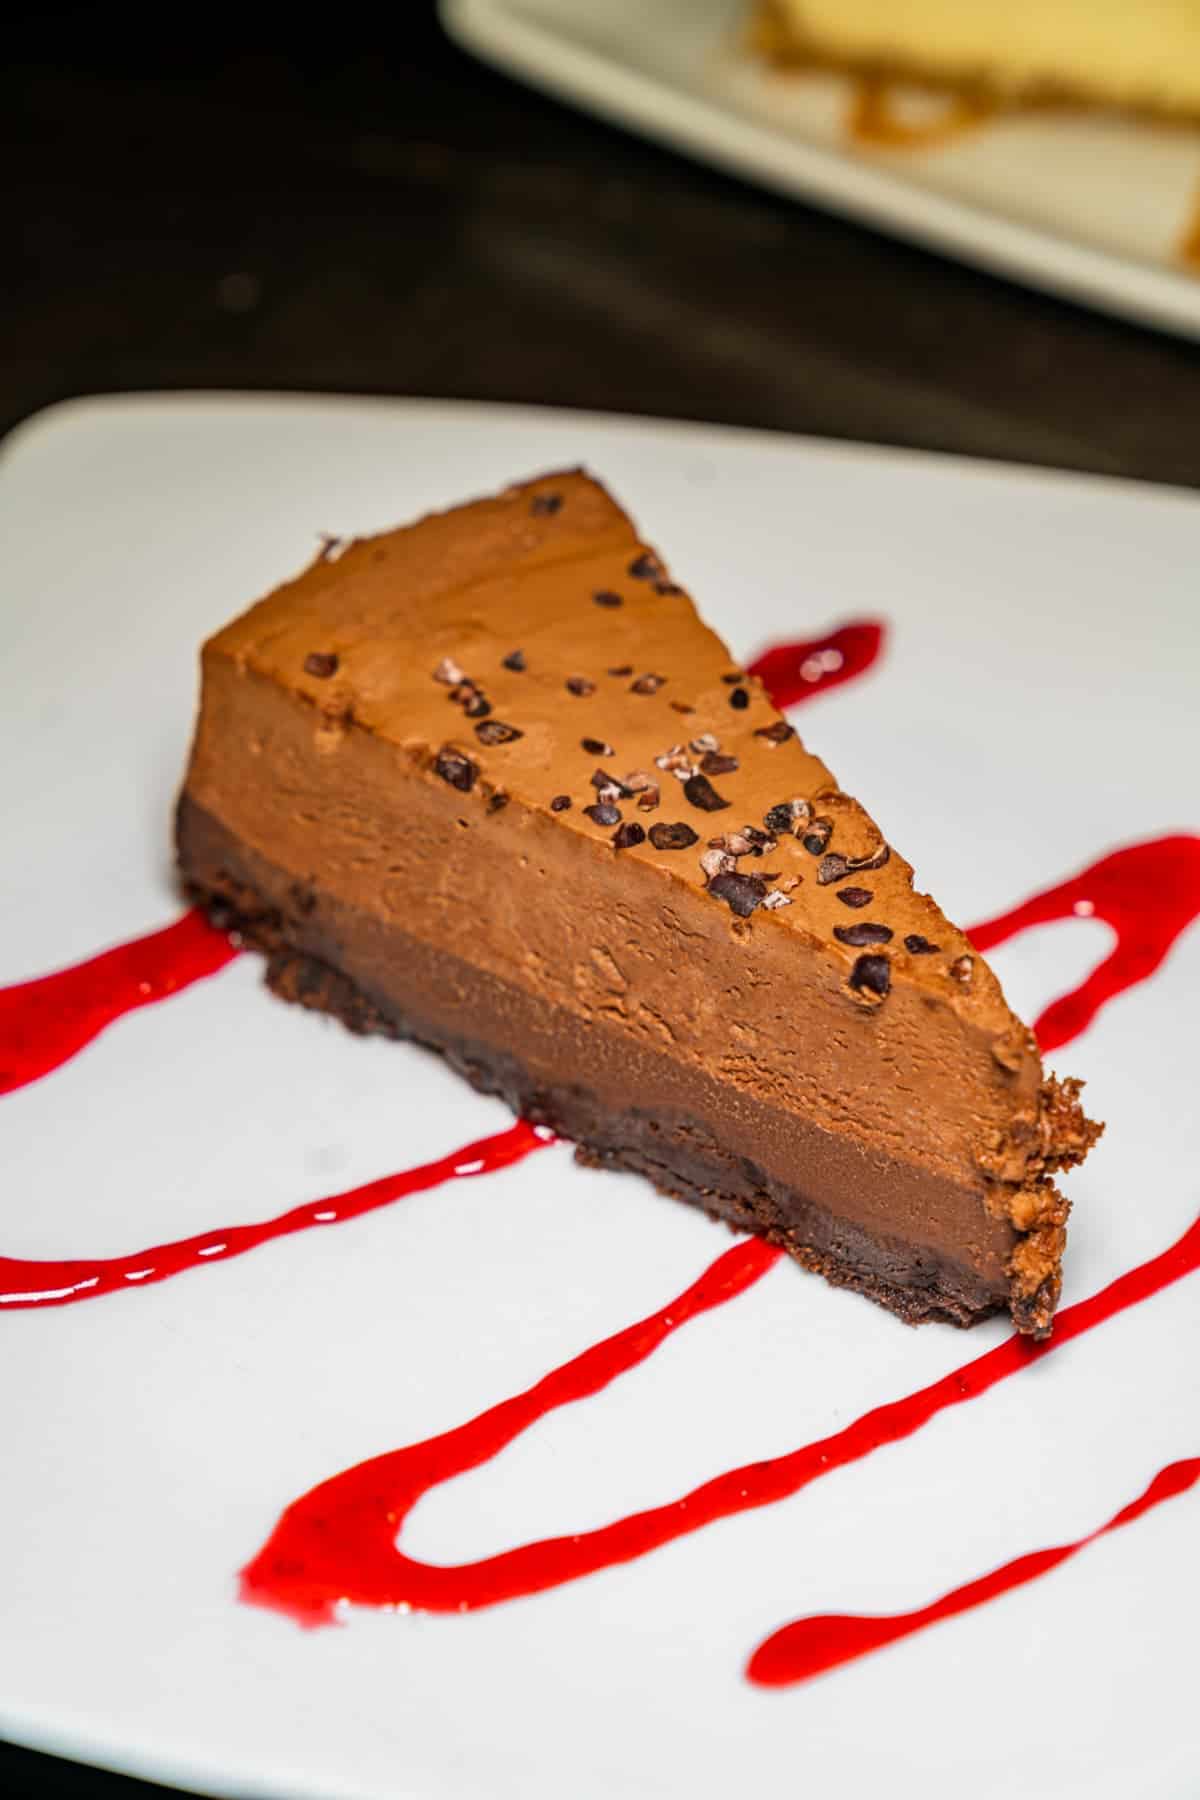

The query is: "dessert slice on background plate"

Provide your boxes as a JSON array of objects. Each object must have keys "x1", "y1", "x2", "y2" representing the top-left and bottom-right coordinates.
[{"x1": 178, "y1": 468, "x2": 1098, "y2": 1337}]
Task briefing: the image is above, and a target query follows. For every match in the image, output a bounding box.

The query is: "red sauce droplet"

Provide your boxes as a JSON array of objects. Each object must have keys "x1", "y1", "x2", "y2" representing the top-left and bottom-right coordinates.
[
  {"x1": 747, "y1": 620, "x2": 884, "y2": 709},
  {"x1": 0, "y1": 1122, "x2": 548, "y2": 1310},
  {"x1": 969, "y1": 836, "x2": 1200, "y2": 1052},
  {"x1": 1179, "y1": 182, "x2": 1200, "y2": 271},
  {"x1": 747, "y1": 1457, "x2": 1200, "y2": 1686},
  {"x1": 240, "y1": 1202, "x2": 1200, "y2": 1631},
  {"x1": 0, "y1": 908, "x2": 238, "y2": 1097}
]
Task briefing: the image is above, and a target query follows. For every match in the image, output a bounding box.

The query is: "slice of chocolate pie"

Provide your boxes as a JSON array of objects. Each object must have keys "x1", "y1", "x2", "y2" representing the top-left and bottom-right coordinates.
[{"x1": 177, "y1": 470, "x2": 1099, "y2": 1336}]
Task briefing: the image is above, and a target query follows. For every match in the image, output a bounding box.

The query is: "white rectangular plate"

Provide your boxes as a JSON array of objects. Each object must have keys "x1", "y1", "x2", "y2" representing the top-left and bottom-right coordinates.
[
  {"x1": 442, "y1": 0, "x2": 1200, "y2": 339},
  {"x1": 1, "y1": 395, "x2": 1198, "y2": 1800}
]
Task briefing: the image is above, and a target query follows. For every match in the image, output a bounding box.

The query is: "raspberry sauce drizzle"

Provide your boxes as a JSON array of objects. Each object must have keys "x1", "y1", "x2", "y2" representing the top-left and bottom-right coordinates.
[
  {"x1": 0, "y1": 1123, "x2": 548, "y2": 1310},
  {"x1": 970, "y1": 836, "x2": 1200, "y2": 1053},
  {"x1": 747, "y1": 620, "x2": 884, "y2": 708},
  {"x1": 747, "y1": 1458, "x2": 1200, "y2": 1687},
  {"x1": 0, "y1": 907, "x2": 238, "y2": 1097},
  {"x1": 239, "y1": 1206, "x2": 1200, "y2": 1629}
]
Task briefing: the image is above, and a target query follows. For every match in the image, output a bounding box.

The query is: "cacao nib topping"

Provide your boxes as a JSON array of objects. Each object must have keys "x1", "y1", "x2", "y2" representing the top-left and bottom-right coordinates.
[
  {"x1": 708, "y1": 872, "x2": 767, "y2": 918},
  {"x1": 847, "y1": 842, "x2": 891, "y2": 875},
  {"x1": 648, "y1": 821, "x2": 699, "y2": 850},
  {"x1": 683, "y1": 772, "x2": 731, "y2": 812},
  {"x1": 762, "y1": 891, "x2": 792, "y2": 910},
  {"x1": 690, "y1": 733, "x2": 719, "y2": 753},
  {"x1": 631, "y1": 672, "x2": 666, "y2": 695},
  {"x1": 584, "y1": 802, "x2": 621, "y2": 826},
  {"x1": 817, "y1": 854, "x2": 851, "y2": 885},
  {"x1": 566, "y1": 676, "x2": 596, "y2": 697},
  {"x1": 607, "y1": 664, "x2": 634, "y2": 677},
  {"x1": 303, "y1": 652, "x2": 339, "y2": 679},
  {"x1": 849, "y1": 954, "x2": 891, "y2": 998},
  {"x1": 461, "y1": 690, "x2": 493, "y2": 719},
  {"x1": 612, "y1": 822, "x2": 646, "y2": 851},
  {"x1": 433, "y1": 656, "x2": 466, "y2": 685},
  {"x1": 593, "y1": 589, "x2": 623, "y2": 608},
  {"x1": 755, "y1": 720, "x2": 795, "y2": 746},
  {"x1": 487, "y1": 791, "x2": 510, "y2": 813},
  {"x1": 834, "y1": 922, "x2": 894, "y2": 947},
  {"x1": 549, "y1": 794, "x2": 572, "y2": 812},
  {"x1": 837, "y1": 886, "x2": 874, "y2": 909},
  {"x1": 669, "y1": 700, "x2": 696, "y2": 713},
  {"x1": 621, "y1": 770, "x2": 655, "y2": 792},
  {"x1": 581, "y1": 736, "x2": 614, "y2": 757},
  {"x1": 729, "y1": 686, "x2": 750, "y2": 710},
  {"x1": 904, "y1": 933, "x2": 940, "y2": 955},
  {"x1": 635, "y1": 785, "x2": 661, "y2": 812},
  {"x1": 434, "y1": 747, "x2": 477, "y2": 792},
  {"x1": 950, "y1": 954, "x2": 974, "y2": 983},
  {"x1": 317, "y1": 534, "x2": 342, "y2": 562},
  {"x1": 530, "y1": 492, "x2": 562, "y2": 516},
  {"x1": 721, "y1": 672, "x2": 745, "y2": 684},
  {"x1": 501, "y1": 649, "x2": 527, "y2": 672},
  {"x1": 700, "y1": 847, "x2": 735, "y2": 882},
  {"x1": 591, "y1": 769, "x2": 632, "y2": 797},
  {"x1": 709, "y1": 830, "x2": 755, "y2": 856},
  {"x1": 475, "y1": 719, "x2": 523, "y2": 746},
  {"x1": 652, "y1": 580, "x2": 684, "y2": 595},
  {"x1": 802, "y1": 819, "x2": 833, "y2": 856},
  {"x1": 700, "y1": 751, "x2": 739, "y2": 775},
  {"x1": 764, "y1": 803, "x2": 796, "y2": 835},
  {"x1": 628, "y1": 551, "x2": 661, "y2": 580}
]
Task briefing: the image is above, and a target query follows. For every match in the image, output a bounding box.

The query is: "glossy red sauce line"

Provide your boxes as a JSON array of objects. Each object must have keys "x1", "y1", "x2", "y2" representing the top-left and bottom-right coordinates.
[
  {"x1": 747, "y1": 1456, "x2": 1200, "y2": 1686},
  {"x1": 970, "y1": 836, "x2": 1200, "y2": 1053},
  {"x1": 747, "y1": 620, "x2": 884, "y2": 708},
  {"x1": 240, "y1": 1200, "x2": 1200, "y2": 1629},
  {"x1": 0, "y1": 1123, "x2": 549, "y2": 1310},
  {"x1": 0, "y1": 907, "x2": 238, "y2": 1097}
]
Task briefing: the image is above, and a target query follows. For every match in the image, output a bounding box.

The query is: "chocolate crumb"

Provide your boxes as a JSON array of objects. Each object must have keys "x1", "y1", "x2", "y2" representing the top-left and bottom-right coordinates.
[
  {"x1": 434, "y1": 656, "x2": 466, "y2": 685},
  {"x1": 303, "y1": 652, "x2": 339, "y2": 679},
  {"x1": 652, "y1": 580, "x2": 684, "y2": 595},
  {"x1": 607, "y1": 664, "x2": 634, "y2": 678},
  {"x1": 612, "y1": 822, "x2": 645, "y2": 851},
  {"x1": 550, "y1": 794, "x2": 572, "y2": 812},
  {"x1": 849, "y1": 954, "x2": 891, "y2": 998},
  {"x1": 904, "y1": 934, "x2": 941, "y2": 955},
  {"x1": 584, "y1": 802, "x2": 621, "y2": 826},
  {"x1": 683, "y1": 772, "x2": 731, "y2": 812},
  {"x1": 950, "y1": 954, "x2": 974, "y2": 983},
  {"x1": 700, "y1": 751, "x2": 739, "y2": 776},
  {"x1": 593, "y1": 590, "x2": 623, "y2": 608},
  {"x1": 581, "y1": 736, "x2": 614, "y2": 757},
  {"x1": 834, "y1": 922, "x2": 894, "y2": 947},
  {"x1": 729, "y1": 687, "x2": 750, "y2": 710},
  {"x1": 837, "y1": 886, "x2": 874, "y2": 909},
  {"x1": 530, "y1": 493, "x2": 562, "y2": 516},
  {"x1": 628, "y1": 551, "x2": 661, "y2": 580},
  {"x1": 434, "y1": 747, "x2": 477, "y2": 792},
  {"x1": 475, "y1": 720, "x2": 523, "y2": 746},
  {"x1": 721, "y1": 672, "x2": 745, "y2": 685},
  {"x1": 566, "y1": 676, "x2": 596, "y2": 697},
  {"x1": 631, "y1": 673, "x2": 666, "y2": 695},
  {"x1": 755, "y1": 721, "x2": 795, "y2": 746},
  {"x1": 502, "y1": 649, "x2": 527, "y2": 673},
  {"x1": 803, "y1": 819, "x2": 833, "y2": 856},
  {"x1": 708, "y1": 872, "x2": 767, "y2": 918},
  {"x1": 648, "y1": 821, "x2": 699, "y2": 850},
  {"x1": 487, "y1": 792, "x2": 510, "y2": 813}
]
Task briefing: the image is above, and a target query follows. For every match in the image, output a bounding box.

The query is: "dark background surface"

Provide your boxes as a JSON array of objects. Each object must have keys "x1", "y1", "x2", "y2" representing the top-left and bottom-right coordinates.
[{"x1": 4, "y1": 2, "x2": 1199, "y2": 1795}]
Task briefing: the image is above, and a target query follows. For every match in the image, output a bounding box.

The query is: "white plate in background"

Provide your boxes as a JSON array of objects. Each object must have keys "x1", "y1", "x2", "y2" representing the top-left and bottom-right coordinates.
[
  {"x1": 1, "y1": 395, "x2": 1198, "y2": 1799},
  {"x1": 443, "y1": 0, "x2": 1200, "y2": 339}
]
